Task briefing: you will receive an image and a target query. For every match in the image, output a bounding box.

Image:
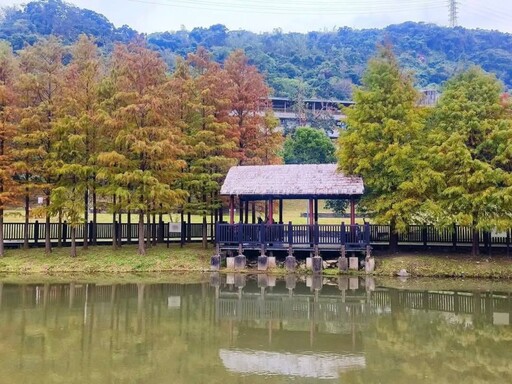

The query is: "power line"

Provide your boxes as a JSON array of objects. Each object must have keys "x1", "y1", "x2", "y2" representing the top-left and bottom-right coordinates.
[{"x1": 125, "y1": 0, "x2": 446, "y2": 16}]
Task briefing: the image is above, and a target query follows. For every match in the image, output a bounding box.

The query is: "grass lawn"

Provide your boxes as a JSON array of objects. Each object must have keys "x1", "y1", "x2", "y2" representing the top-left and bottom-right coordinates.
[
  {"x1": 0, "y1": 245, "x2": 512, "y2": 280},
  {"x1": 374, "y1": 253, "x2": 512, "y2": 279},
  {"x1": 0, "y1": 243, "x2": 213, "y2": 274},
  {"x1": 4, "y1": 200, "x2": 365, "y2": 225}
]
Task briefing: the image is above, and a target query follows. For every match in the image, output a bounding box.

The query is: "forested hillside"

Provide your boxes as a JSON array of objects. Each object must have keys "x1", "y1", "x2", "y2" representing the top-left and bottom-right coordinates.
[{"x1": 1, "y1": 0, "x2": 512, "y2": 99}]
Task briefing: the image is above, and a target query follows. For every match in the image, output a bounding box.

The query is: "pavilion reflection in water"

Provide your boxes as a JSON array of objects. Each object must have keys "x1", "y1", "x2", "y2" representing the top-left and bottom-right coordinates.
[
  {"x1": 211, "y1": 273, "x2": 512, "y2": 380},
  {"x1": 0, "y1": 277, "x2": 511, "y2": 383}
]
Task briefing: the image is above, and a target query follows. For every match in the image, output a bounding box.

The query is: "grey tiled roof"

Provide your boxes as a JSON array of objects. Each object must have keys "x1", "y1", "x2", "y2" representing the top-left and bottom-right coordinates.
[{"x1": 220, "y1": 164, "x2": 364, "y2": 197}]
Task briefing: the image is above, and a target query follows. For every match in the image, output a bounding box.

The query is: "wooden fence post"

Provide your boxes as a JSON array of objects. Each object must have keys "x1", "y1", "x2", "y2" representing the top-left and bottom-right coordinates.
[
  {"x1": 34, "y1": 220, "x2": 39, "y2": 247},
  {"x1": 88, "y1": 221, "x2": 94, "y2": 244},
  {"x1": 158, "y1": 220, "x2": 164, "y2": 243},
  {"x1": 506, "y1": 228, "x2": 510, "y2": 257},
  {"x1": 422, "y1": 225, "x2": 428, "y2": 248},
  {"x1": 62, "y1": 221, "x2": 68, "y2": 246},
  {"x1": 452, "y1": 223, "x2": 457, "y2": 250},
  {"x1": 288, "y1": 221, "x2": 293, "y2": 248},
  {"x1": 181, "y1": 221, "x2": 186, "y2": 247}
]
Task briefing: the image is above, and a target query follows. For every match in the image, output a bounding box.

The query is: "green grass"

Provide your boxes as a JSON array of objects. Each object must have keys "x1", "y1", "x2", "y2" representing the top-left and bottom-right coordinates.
[
  {"x1": 3, "y1": 200, "x2": 365, "y2": 225},
  {"x1": 0, "y1": 243, "x2": 213, "y2": 274},
  {"x1": 1, "y1": 245, "x2": 512, "y2": 281},
  {"x1": 373, "y1": 253, "x2": 512, "y2": 278}
]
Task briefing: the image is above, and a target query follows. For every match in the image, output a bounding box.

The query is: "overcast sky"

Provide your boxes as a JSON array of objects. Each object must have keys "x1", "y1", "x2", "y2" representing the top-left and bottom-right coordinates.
[{"x1": 1, "y1": 0, "x2": 512, "y2": 34}]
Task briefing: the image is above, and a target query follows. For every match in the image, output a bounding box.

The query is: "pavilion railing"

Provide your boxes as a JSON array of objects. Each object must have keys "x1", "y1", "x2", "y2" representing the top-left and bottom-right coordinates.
[{"x1": 215, "y1": 222, "x2": 371, "y2": 249}]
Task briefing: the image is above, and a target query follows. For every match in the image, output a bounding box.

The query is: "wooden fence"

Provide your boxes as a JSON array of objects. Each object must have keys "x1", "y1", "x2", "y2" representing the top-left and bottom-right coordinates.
[{"x1": 1, "y1": 221, "x2": 510, "y2": 251}]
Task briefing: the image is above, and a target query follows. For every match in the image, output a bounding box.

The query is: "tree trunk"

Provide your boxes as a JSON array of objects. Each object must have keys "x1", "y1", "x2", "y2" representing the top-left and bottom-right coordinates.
[
  {"x1": 0, "y1": 209, "x2": 4, "y2": 257},
  {"x1": 117, "y1": 205, "x2": 122, "y2": 248},
  {"x1": 127, "y1": 209, "x2": 131, "y2": 244},
  {"x1": 389, "y1": 218, "x2": 398, "y2": 254},
  {"x1": 146, "y1": 211, "x2": 151, "y2": 248},
  {"x1": 158, "y1": 211, "x2": 163, "y2": 244},
  {"x1": 23, "y1": 192, "x2": 29, "y2": 249},
  {"x1": 70, "y1": 226, "x2": 77, "y2": 257},
  {"x1": 45, "y1": 195, "x2": 51, "y2": 254},
  {"x1": 138, "y1": 210, "x2": 145, "y2": 256},
  {"x1": 83, "y1": 189, "x2": 89, "y2": 249},
  {"x1": 92, "y1": 189, "x2": 97, "y2": 245},
  {"x1": 472, "y1": 226, "x2": 480, "y2": 257},
  {"x1": 112, "y1": 194, "x2": 117, "y2": 250},
  {"x1": 152, "y1": 213, "x2": 157, "y2": 246},
  {"x1": 57, "y1": 210, "x2": 62, "y2": 248},
  {"x1": 202, "y1": 214, "x2": 208, "y2": 249}
]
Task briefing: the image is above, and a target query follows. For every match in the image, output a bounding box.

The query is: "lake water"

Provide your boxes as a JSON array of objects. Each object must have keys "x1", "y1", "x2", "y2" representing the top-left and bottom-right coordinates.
[{"x1": 0, "y1": 274, "x2": 511, "y2": 383}]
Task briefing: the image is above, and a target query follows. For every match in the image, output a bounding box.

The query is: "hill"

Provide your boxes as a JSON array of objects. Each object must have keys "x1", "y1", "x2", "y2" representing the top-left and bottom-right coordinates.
[{"x1": 1, "y1": 0, "x2": 512, "y2": 99}]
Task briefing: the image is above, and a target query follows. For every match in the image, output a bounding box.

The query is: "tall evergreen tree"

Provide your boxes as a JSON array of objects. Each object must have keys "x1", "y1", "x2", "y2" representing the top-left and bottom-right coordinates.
[
  {"x1": 13, "y1": 36, "x2": 65, "y2": 253},
  {"x1": 51, "y1": 35, "x2": 103, "y2": 256},
  {"x1": 0, "y1": 42, "x2": 19, "y2": 256},
  {"x1": 425, "y1": 67, "x2": 512, "y2": 256},
  {"x1": 100, "y1": 39, "x2": 185, "y2": 255},
  {"x1": 224, "y1": 50, "x2": 282, "y2": 165},
  {"x1": 338, "y1": 46, "x2": 424, "y2": 252},
  {"x1": 180, "y1": 48, "x2": 237, "y2": 248}
]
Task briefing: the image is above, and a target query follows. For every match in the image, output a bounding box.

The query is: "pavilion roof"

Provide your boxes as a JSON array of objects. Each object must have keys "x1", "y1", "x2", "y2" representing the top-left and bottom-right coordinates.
[{"x1": 220, "y1": 164, "x2": 363, "y2": 199}]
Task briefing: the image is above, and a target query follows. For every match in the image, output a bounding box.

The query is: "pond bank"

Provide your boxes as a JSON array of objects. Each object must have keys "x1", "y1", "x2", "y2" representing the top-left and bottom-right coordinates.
[
  {"x1": 374, "y1": 253, "x2": 512, "y2": 278},
  {"x1": 0, "y1": 245, "x2": 511, "y2": 279}
]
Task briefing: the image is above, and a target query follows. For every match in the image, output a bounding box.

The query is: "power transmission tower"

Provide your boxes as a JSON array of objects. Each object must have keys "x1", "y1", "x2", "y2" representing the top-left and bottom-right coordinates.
[{"x1": 448, "y1": 0, "x2": 458, "y2": 27}]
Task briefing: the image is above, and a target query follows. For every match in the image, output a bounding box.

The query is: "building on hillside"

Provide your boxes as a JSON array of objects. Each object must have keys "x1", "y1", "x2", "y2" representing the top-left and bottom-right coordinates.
[
  {"x1": 267, "y1": 90, "x2": 438, "y2": 139},
  {"x1": 268, "y1": 97, "x2": 353, "y2": 139}
]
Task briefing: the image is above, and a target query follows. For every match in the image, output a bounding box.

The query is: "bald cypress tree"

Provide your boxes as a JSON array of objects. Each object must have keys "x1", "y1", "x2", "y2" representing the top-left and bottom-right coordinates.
[
  {"x1": 50, "y1": 35, "x2": 103, "y2": 257},
  {"x1": 0, "y1": 42, "x2": 19, "y2": 256},
  {"x1": 225, "y1": 50, "x2": 282, "y2": 166},
  {"x1": 99, "y1": 39, "x2": 185, "y2": 255},
  {"x1": 180, "y1": 48, "x2": 237, "y2": 249},
  {"x1": 338, "y1": 46, "x2": 424, "y2": 252},
  {"x1": 426, "y1": 67, "x2": 512, "y2": 256},
  {"x1": 13, "y1": 37, "x2": 65, "y2": 254}
]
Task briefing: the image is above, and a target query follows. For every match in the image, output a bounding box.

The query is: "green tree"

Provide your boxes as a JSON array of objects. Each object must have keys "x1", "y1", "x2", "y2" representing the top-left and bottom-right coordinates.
[
  {"x1": 283, "y1": 126, "x2": 336, "y2": 164},
  {"x1": 425, "y1": 67, "x2": 512, "y2": 256},
  {"x1": 338, "y1": 46, "x2": 424, "y2": 252},
  {"x1": 282, "y1": 126, "x2": 345, "y2": 213}
]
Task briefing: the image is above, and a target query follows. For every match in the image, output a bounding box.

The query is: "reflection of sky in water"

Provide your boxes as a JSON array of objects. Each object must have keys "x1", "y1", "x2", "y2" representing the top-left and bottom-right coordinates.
[{"x1": 220, "y1": 349, "x2": 365, "y2": 379}]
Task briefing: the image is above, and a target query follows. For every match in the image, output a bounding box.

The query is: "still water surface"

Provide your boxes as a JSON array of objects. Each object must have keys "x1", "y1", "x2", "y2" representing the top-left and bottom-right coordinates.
[{"x1": 0, "y1": 274, "x2": 511, "y2": 383}]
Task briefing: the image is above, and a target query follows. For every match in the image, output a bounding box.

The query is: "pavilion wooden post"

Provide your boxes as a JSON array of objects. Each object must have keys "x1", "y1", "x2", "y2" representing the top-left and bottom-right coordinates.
[
  {"x1": 350, "y1": 198, "x2": 356, "y2": 226},
  {"x1": 308, "y1": 199, "x2": 314, "y2": 226},
  {"x1": 269, "y1": 198, "x2": 274, "y2": 223},
  {"x1": 239, "y1": 197, "x2": 243, "y2": 223},
  {"x1": 314, "y1": 198, "x2": 318, "y2": 224},
  {"x1": 278, "y1": 199, "x2": 283, "y2": 223},
  {"x1": 251, "y1": 202, "x2": 256, "y2": 223},
  {"x1": 229, "y1": 195, "x2": 235, "y2": 225},
  {"x1": 244, "y1": 200, "x2": 249, "y2": 224}
]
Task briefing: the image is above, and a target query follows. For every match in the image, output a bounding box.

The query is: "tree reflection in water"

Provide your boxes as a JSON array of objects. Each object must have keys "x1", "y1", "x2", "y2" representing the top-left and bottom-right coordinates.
[{"x1": 0, "y1": 275, "x2": 510, "y2": 383}]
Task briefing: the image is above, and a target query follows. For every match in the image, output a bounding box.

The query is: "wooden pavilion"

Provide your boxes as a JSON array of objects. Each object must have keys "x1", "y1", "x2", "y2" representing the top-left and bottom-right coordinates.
[{"x1": 214, "y1": 164, "x2": 370, "y2": 271}]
